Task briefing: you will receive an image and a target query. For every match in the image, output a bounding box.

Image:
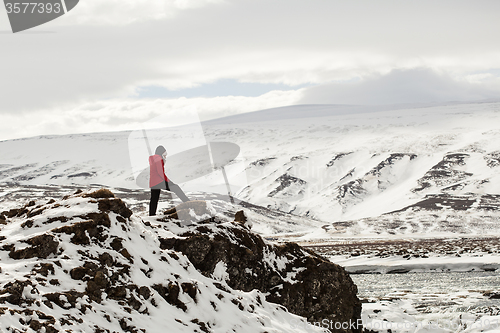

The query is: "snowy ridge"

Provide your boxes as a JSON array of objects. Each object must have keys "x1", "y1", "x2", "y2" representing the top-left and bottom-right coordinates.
[
  {"x1": 0, "y1": 183, "x2": 326, "y2": 238},
  {"x1": 0, "y1": 189, "x2": 333, "y2": 333}
]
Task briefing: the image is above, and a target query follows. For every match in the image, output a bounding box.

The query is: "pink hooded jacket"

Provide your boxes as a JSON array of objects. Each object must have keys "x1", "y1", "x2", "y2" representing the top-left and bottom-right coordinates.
[{"x1": 149, "y1": 154, "x2": 169, "y2": 188}]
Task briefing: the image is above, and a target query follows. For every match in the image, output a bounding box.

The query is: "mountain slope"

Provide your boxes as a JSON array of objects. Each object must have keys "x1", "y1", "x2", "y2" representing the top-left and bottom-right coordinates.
[{"x1": 1, "y1": 101, "x2": 499, "y2": 228}]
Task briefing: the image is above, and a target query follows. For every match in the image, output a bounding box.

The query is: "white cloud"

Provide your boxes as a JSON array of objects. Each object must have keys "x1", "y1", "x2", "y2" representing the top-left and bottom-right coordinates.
[
  {"x1": 69, "y1": 0, "x2": 225, "y2": 25},
  {"x1": 299, "y1": 68, "x2": 500, "y2": 105},
  {"x1": 0, "y1": 90, "x2": 302, "y2": 141},
  {"x1": 0, "y1": 0, "x2": 225, "y2": 27},
  {"x1": 2, "y1": 0, "x2": 500, "y2": 139}
]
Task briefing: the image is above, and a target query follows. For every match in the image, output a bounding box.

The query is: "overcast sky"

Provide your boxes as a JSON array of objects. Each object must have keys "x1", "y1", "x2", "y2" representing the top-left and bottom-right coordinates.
[{"x1": 1, "y1": 0, "x2": 500, "y2": 140}]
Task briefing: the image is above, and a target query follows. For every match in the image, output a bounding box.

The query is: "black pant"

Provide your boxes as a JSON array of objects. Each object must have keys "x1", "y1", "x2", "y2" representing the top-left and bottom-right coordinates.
[{"x1": 149, "y1": 181, "x2": 190, "y2": 216}]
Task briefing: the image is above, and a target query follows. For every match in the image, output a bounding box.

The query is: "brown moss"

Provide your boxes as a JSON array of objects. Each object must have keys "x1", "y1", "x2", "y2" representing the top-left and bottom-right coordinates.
[
  {"x1": 98, "y1": 198, "x2": 133, "y2": 219},
  {"x1": 83, "y1": 188, "x2": 115, "y2": 199}
]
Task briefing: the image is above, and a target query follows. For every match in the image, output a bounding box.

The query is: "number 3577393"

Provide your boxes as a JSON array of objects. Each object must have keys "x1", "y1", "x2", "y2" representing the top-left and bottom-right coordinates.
[{"x1": 5, "y1": 2, "x2": 62, "y2": 14}]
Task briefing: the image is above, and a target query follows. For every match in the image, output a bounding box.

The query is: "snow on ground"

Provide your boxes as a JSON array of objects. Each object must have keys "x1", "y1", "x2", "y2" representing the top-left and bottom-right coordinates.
[
  {"x1": 0, "y1": 190, "x2": 498, "y2": 333},
  {"x1": 352, "y1": 272, "x2": 500, "y2": 333},
  {"x1": 2, "y1": 183, "x2": 500, "y2": 275},
  {"x1": 306, "y1": 237, "x2": 500, "y2": 274},
  {"x1": 332, "y1": 252, "x2": 500, "y2": 274},
  {"x1": 0, "y1": 189, "x2": 327, "y2": 333},
  {"x1": 0, "y1": 183, "x2": 327, "y2": 237}
]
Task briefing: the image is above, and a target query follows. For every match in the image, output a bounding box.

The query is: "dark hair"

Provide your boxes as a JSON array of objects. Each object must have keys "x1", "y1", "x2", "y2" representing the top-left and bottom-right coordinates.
[{"x1": 155, "y1": 145, "x2": 166, "y2": 155}]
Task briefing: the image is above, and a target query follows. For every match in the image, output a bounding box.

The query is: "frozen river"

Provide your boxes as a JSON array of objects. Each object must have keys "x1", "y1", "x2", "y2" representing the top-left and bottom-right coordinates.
[
  {"x1": 352, "y1": 271, "x2": 500, "y2": 298},
  {"x1": 351, "y1": 272, "x2": 500, "y2": 333}
]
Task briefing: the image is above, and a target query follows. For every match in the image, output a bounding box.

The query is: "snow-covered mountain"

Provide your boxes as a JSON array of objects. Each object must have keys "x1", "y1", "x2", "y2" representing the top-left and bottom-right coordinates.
[{"x1": 1, "y1": 101, "x2": 500, "y2": 232}]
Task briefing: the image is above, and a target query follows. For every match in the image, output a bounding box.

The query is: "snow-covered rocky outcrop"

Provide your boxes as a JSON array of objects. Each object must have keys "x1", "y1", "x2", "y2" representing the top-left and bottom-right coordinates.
[{"x1": 0, "y1": 189, "x2": 360, "y2": 332}]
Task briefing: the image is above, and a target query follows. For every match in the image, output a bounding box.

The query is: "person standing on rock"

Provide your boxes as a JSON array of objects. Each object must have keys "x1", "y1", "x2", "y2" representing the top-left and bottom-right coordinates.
[{"x1": 149, "y1": 145, "x2": 190, "y2": 216}]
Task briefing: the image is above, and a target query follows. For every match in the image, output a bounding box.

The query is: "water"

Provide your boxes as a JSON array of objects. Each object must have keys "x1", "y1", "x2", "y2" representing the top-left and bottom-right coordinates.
[
  {"x1": 351, "y1": 272, "x2": 500, "y2": 320},
  {"x1": 352, "y1": 271, "x2": 500, "y2": 298}
]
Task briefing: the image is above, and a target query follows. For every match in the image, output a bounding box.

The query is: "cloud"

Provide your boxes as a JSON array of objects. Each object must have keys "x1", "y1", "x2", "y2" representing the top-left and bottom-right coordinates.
[
  {"x1": 299, "y1": 68, "x2": 500, "y2": 105},
  {"x1": 0, "y1": 90, "x2": 302, "y2": 141},
  {"x1": 0, "y1": 0, "x2": 223, "y2": 27},
  {"x1": 2, "y1": 1, "x2": 500, "y2": 111},
  {"x1": 2, "y1": 0, "x2": 500, "y2": 140},
  {"x1": 69, "y1": 0, "x2": 224, "y2": 25}
]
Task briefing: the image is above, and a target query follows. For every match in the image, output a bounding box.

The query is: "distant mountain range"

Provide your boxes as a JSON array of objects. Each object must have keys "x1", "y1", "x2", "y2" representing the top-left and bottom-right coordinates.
[{"x1": 1, "y1": 101, "x2": 500, "y2": 235}]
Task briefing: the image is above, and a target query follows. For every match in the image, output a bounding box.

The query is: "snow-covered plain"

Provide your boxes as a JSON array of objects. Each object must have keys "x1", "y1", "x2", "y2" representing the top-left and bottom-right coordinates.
[{"x1": 352, "y1": 272, "x2": 500, "y2": 333}]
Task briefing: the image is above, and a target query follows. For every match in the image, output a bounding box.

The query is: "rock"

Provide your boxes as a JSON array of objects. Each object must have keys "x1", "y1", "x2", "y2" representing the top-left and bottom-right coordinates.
[
  {"x1": 161, "y1": 216, "x2": 362, "y2": 332},
  {"x1": 99, "y1": 252, "x2": 114, "y2": 266},
  {"x1": 234, "y1": 210, "x2": 252, "y2": 229},
  {"x1": 44, "y1": 291, "x2": 85, "y2": 309},
  {"x1": 9, "y1": 234, "x2": 59, "y2": 260},
  {"x1": 234, "y1": 210, "x2": 247, "y2": 223},
  {"x1": 162, "y1": 200, "x2": 213, "y2": 225},
  {"x1": 49, "y1": 279, "x2": 60, "y2": 286},
  {"x1": 0, "y1": 189, "x2": 362, "y2": 333},
  {"x1": 53, "y1": 218, "x2": 109, "y2": 245},
  {"x1": 152, "y1": 283, "x2": 187, "y2": 312},
  {"x1": 20, "y1": 219, "x2": 34, "y2": 228},
  {"x1": 70, "y1": 266, "x2": 87, "y2": 280},
  {"x1": 33, "y1": 263, "x2": 55, "y2": 277},
  {"x1": 0, "y1": 280, "x2": 34, "y2": 306},
  {"x1": 98, "y1": 198, "x2": 133, "y2": 219},
  {"x1": 138, "y1": 286, "x2": 151, "y2": 300},
  {"x1": 27, "y1": 207, "x2": 46, "y2": 218}
]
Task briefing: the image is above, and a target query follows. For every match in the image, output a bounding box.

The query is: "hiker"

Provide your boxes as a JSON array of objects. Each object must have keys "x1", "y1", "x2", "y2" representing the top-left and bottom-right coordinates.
[{"x1": 149, "y1": 145, "x2": 190, "y2": 216}]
